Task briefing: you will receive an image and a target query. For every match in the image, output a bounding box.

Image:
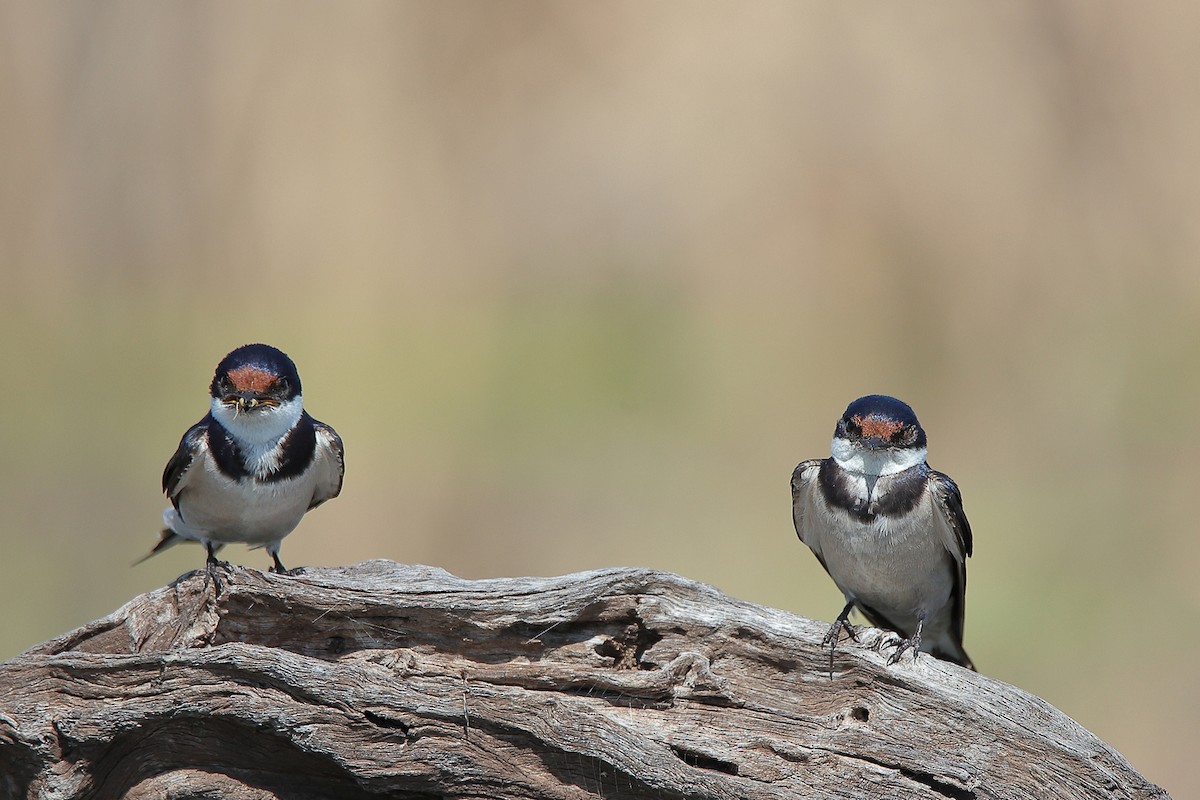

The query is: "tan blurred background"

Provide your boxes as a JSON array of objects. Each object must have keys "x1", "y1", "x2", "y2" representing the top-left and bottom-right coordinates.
[{"x1": 0, "y1": 2, "x2": 1195, "y2": 794}]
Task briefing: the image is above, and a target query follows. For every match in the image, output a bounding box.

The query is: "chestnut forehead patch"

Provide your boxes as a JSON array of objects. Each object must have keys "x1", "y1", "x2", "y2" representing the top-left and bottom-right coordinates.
[
  {"x1": 226, "y1": 365, "x2": 280, "y2": 394},
  {"x1": 854, "y1": 414, "x2": 904, "y2": 439}
]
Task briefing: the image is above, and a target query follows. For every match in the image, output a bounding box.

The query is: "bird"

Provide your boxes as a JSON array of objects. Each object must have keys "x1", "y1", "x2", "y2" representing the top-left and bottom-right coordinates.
[
  {"x1": 137, "y1": 343, "x2": 345, "y2": 574},
  {"x1": 791, "y1": 394, "x2": 974, "y2": 672}
]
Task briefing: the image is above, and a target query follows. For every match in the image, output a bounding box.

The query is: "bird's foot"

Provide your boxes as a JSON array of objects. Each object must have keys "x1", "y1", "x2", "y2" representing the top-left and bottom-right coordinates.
[
  {"x1": 821, "y1": 616, "x2": 859, "y2": 648},
  {"x1": 203, "y1": 560, "x2": 229, "y2": 596},
  {"x1": 885, "y1": 636, "x2": 921, "y2": 665},
  {"x1": 821, "y1": 601, "x2": 859, "y2": 680},
  {"x1": 883, "y1": 614, "x2": 925, "y2": 665},
  {"x1": 202, "y1": 546, "x2": 230, "y2": 596},
  {"x1": 267, "y1": 551, "x2": 304, "y2": 575}
]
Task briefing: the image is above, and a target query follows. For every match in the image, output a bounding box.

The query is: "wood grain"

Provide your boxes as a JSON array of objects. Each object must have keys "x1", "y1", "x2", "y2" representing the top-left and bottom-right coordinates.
[{"x1": 0, "y1": 561, "x2": 1169, "y2": 799}]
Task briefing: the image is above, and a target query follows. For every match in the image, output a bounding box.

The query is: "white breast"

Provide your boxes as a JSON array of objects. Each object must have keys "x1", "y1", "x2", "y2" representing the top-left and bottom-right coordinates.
[
  {"x1": 808, "y1": 489, "x2": 955, "y2": 633},
  {"x1": 168, "y1": 448, "x2": 321, "y2": 546}
]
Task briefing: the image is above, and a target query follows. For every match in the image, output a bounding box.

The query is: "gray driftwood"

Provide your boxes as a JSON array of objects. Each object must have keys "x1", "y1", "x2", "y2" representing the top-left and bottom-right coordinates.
[{"x1": 0, "y1": 560, "x2": 1168, "y2": 799}]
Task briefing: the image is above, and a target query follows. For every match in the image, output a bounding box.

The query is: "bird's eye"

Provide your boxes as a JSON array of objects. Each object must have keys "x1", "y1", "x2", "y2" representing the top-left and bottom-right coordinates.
[
  {"x1": 276, "y1": 377, "x2": 289, "y2": 391},
  {"x1": 891, "y1": 426, "x2": 913, "y2": 445},
  {"x1": 845, "y1": 418, "x2": 862, "y2": 436}
]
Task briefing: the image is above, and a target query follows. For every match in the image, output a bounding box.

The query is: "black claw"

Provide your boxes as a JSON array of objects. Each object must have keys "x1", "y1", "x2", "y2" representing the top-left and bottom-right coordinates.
[
  {"x1": 885, "y1": 613, "x2": 925, "y2": 666},
  {"x1": 203, "y1": 563, "x2": 225, "y2": 596},
  {"x1": 821, "y1": 601, "x2": 858, "y2": 680},
  {"x1": 821, "y1": 616, "x2": 858, "y2": 647},
  {"x1": 886, "y1": 638, "x2": 920, "y2": 665},
  {"x1": 201, "y1": 543, "x2": 228, "y2": 594},
  {"x1": 269, "y1": 552, "x2": 289, "y2": 574}
]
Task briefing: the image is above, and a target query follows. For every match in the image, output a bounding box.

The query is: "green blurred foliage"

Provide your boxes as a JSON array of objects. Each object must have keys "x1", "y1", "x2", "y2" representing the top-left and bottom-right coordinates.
[{"x1": 1, "y1": 2, "x2": 1197, "y2": 794}]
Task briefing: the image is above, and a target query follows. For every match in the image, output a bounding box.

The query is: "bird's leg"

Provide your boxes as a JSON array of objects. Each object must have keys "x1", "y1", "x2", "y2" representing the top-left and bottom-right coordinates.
[
  {"x1": 886, "y1": 610, "x2": 925, "y2": 665},
  {"x1": 203, "y1": 542, "x2": 226, "y2": 596},
  {"x1": 268, "y1": 549, "x2": 306, "y2": 575},
  {"x1": 821, "y1": 601, "x2": 858, "y2": 680},
  {"x1": 822, "y1": 601, "x2": 859, "y2": 646}
]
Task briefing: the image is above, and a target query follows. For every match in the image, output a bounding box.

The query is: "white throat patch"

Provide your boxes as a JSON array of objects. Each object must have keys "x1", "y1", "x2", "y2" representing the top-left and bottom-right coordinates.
[
  {"x1": 831, "y1": 436, "x2": 926, "y2": 477},
  {"x1": 211, "y1": 394, "x2": 304, "y2": 475}
]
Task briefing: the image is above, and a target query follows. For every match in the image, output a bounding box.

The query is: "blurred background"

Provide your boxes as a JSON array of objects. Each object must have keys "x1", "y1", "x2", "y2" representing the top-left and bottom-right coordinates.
[{"x1": 0, "y1": 2, "x2": 1195, "y2": 794}]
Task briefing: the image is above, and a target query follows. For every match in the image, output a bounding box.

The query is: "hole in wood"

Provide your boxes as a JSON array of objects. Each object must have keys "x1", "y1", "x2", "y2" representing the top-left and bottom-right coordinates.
[{"x1": 669, "y1": 745, "x2": 739, "y2": 776}]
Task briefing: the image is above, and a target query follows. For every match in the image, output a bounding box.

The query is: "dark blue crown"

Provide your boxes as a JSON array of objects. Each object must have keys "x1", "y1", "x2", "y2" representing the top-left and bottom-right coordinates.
[{"x1": 211, "y1": 343, "x2": 301, "y2": 397}]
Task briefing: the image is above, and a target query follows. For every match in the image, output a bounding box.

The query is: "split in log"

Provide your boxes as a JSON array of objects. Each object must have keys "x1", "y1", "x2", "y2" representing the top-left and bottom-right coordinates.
[{"x1": 0, "y1": 560, "x2": 1170, "y2": 799}]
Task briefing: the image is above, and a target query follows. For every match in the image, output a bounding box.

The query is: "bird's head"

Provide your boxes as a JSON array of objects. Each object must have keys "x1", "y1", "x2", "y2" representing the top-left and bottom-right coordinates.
[
  {"x1": 209, "y1": 344, "x2": 304, "y2": 442},
  {"x1": 831, "y1": 394, "x2": 928, "y2": 476}
]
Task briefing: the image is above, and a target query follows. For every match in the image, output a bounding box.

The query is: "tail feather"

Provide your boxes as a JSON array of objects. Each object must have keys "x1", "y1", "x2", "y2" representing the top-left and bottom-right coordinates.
[{"x1": 131, "y1": 529, "x2": 184, "y2": 567}]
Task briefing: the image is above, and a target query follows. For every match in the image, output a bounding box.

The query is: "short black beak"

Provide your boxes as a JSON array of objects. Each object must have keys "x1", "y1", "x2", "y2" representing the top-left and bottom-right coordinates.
[
  {"x1": 226, "y1": 393, "x2": 276, "y2": 412},
  {"x1": 859, "y1": 434, "x2": 890, "y2": 450}
]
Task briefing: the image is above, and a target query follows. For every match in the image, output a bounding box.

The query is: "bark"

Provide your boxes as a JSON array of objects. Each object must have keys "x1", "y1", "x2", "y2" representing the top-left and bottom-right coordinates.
[{"x1": 0, "y1": 560, "x2": 1169, "y2": 800}]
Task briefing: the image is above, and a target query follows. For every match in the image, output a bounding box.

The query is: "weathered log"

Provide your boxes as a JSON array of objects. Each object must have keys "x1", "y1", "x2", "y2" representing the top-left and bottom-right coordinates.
[{"x1": 0, "y1": 560, "x2": 1169, "y2": 799}]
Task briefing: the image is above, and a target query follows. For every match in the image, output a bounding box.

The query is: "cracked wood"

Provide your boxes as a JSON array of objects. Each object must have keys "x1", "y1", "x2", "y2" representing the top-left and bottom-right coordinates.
[{"x1": 0, "y1": 561, "x2": 1170, "y2": 799}]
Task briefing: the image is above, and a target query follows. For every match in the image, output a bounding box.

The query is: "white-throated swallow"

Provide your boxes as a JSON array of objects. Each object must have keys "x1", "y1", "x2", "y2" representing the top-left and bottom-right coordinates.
[
  {"x1": 137, "y1": 343, "x2": 345, "y2": 574},
  {"x1": 791, "y1": 394, "x2": 974, "y2": 672}
]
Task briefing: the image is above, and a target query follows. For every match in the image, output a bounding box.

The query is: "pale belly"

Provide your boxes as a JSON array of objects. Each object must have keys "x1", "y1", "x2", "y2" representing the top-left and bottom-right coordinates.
[
  {"x1": 172, "y1": 467, "x2": 317, "y2": 545},
  {"x1": 816, "y1": 506, "x2": 955, "y2": 636}
]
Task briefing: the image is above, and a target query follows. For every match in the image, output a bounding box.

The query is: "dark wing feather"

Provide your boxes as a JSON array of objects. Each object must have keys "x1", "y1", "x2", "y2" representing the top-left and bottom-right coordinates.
[
  {"x1": 309, "y1": 418, "x2": 345, "y2": 509},
  {"x1": 790, "y1": 459, "x2": 826, "y2": 546},
  {"x1": 930, "y1": 468, "x2": 973, "y2": 665},
  {"x1": 162, "y1": 417, "x2": 209, "y2": 508},
  {"x1": 930, "y1": 469, "x2": 972, "y2": 560},
  {"x1": 791, "y1": 458, "x2": 842, "y2": 581}
]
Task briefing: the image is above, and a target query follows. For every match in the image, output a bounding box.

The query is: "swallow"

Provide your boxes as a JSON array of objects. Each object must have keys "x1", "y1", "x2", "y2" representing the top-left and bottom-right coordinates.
[
  {"x1": 791, "y1": 394, "x2": 974, "y2": 672},
  {"x1": 138, "y1": 343, "x2": 344, "y2": 574}
]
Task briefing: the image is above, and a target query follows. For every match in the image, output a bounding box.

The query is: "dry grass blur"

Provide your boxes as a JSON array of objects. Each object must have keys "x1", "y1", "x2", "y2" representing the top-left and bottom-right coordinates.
[{"x1": 1, "y1": 2, "x2": 1197, "y2": 794}]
